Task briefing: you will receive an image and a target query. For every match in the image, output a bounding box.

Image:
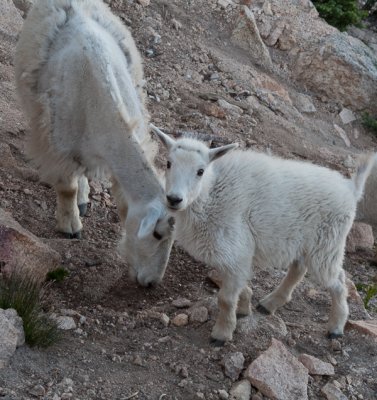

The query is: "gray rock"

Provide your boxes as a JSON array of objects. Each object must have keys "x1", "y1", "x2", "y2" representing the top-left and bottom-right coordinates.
[
  {"x1": 229, "y1": 380, "x2": 251, "y2": 400},
  {"x1": 237, "y1": 312, "x2": 287, "y2": 338},
  {"x1": 231, "y1": 6, "x2": 273, "y2": 69},
  {"x1": 223, "y1": 352, "x2": 245, "y2": 381},
  {"x1": 339, "y1": 108, "x2": 356, "y2": 125},
  {"x1": 3, "y1": 309, "x2": 24, "y2": 347},
  {"x1": 334, "y1": 124, "x2": 350, "y2": 147},
  {"x1": 292, "y1": 93, "x2": 317, "y2": 114},
  {"x1": 217, "y1": 99, "x2": 243, "y2": 116},
  {"x1": 29, "y1": 384, "x2": 46, "y2": 397},
  {"x1": 0, "y1": 308, "x2": 25, "y2": 369},
  {"x1": 321, "y1": 382, "x2": 347, "y2": 400},
  {"x1": 172, "y1": 298, "x2": 192, "y2": 308},
  {"x1": 56, "y1": 316, "x2": 77, "y2": 330},
  {"x1": 245, "y1": 338, "x2": 309, "y2": 400},
  {"x1": 189, "y1": 306, "x2": 208, "y2": 323},
  {"x1": 218, "y1": 389, "x2": 229, "y2": 400}
]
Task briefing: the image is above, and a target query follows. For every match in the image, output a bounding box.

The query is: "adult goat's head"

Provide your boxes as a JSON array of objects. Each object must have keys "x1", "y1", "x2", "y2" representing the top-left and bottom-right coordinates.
[{"x1": 120, "y1": 198, "x2": 175, "y2": 287}]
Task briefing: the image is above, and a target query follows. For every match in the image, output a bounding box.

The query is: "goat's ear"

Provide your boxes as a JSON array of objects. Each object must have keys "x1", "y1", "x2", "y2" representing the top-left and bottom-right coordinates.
[
  {"x1": 209, "y1": 143, "x2": 238, "y2": 162},
  {"x1": 137, "y1": 206, "x2": 160, "y2": 239},
  {"x1": 150, "y1": 124, "x2": 176, "y2": 150}
]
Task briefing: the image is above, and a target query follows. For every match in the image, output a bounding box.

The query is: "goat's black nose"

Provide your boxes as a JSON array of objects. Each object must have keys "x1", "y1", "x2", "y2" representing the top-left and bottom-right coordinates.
[{"x1": 167, "y1": 195, "x2": 183, "y2": 207}]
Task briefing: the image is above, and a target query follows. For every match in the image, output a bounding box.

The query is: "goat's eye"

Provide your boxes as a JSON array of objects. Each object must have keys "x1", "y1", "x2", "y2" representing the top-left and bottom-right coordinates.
[
  {"x1": 153, "y1": 231, "x2": 162, "y2": 241},
  {"x1": 197, "y1": 169, "x2": 204, "y2": 177},
  {"x1": 167, "y1": 161, "x2": 171, "y2": 169}
]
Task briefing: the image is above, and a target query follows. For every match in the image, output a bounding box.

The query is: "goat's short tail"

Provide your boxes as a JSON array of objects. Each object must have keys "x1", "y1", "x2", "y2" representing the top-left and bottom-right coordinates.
[{"x1": 352, "y1": 153, "x2": 376, "y2": 201}]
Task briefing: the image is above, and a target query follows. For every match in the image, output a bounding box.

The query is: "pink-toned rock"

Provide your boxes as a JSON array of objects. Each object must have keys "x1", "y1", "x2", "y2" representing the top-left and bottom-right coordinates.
[
  {"x1": 298, "y1": 354, "x2": 334, "y2": 376},
  {"x1": 346, "y1": 222, "x2": 374, "y2": 253},
  {"x1": 245, "y1": 338, "x2": 308, "y2": 400},
  {"x1": 346, "y1": 320, "x2": 377, "y2": 341},
  {"x1": 172, "y1": 313, "x2": 188, "y2": 327},
  {"x1": 346, "y1": 278, "x2": 365, "y2": 310},
  {"x1": 0, "y1": 208, "x2": 61, "y2": 282}
]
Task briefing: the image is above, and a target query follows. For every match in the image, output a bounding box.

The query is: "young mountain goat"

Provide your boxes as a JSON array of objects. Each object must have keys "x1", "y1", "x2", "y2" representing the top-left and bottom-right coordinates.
[
  {"x1": 15, "y1": 0, "x2": 174, "y2": 287},
  {"x1": 151, "y1": 125, "x2": 375, "y2": 344}
]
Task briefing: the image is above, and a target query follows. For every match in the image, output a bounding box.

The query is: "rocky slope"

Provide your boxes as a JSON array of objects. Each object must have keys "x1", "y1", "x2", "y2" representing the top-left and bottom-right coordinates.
[{"x1": 0, "y1": 0, "x2": 377, "y2": 399}]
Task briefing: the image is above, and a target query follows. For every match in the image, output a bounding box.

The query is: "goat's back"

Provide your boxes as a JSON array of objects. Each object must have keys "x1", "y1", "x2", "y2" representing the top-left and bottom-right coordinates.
[{"x1": 209, "y1": 150, "x2": 357, "y2": 269}]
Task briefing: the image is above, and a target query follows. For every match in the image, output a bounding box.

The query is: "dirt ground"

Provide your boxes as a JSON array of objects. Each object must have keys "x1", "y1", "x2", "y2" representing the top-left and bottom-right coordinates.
[{"x1": 0, "y1": 0, "x2": 377, "y2": 399}]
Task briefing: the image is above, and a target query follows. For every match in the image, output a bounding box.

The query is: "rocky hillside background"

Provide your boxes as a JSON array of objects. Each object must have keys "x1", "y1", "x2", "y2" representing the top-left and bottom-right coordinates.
[{"x1": 1, "y1": 0, "x2": 377, "y2": 399}]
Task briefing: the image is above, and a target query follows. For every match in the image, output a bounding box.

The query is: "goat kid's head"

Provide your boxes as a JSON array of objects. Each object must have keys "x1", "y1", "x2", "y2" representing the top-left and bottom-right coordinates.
[
  {"x1": 121, "y1": 200, "x2": 174, "y2": 287},
  {"x1": 151, "y1": 124, "x2": 238, "y2": 211}
]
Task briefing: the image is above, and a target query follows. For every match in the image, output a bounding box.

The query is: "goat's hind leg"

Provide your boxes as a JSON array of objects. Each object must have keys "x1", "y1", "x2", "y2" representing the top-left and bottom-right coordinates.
[
  {"x1": 55, "y1": 176, "x2": 82, "y2": 239},
  {"x1": 257, "y1": 259, "x2": 307, "y2": 314},
  {"x1": 77, "y1": 175, "x2": 90, "y2": 217}
]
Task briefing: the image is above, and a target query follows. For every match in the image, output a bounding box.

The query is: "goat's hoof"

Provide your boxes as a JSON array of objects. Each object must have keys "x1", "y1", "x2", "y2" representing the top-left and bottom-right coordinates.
[
  {"x1": 210, "y1": 338, "x2": 226, "y2": 347},
  {"x1": 256, "y1": 304, "x2": 271, "y2": 315},
  {"x1": 72, "y1": 231, "x2": 81, "y2": 239},
  {"x1": 61, "y1": 231, "x2": 82, "y2": 240},
  {"x1": 236, "y1": 313, "x2": 249, "y2": 319},
  {"x1": 327, "y1": 332, "x2": 343, "y2": 339},
  {"x1": 78, "y1": 203, "x2": 88, "y2": 217}
]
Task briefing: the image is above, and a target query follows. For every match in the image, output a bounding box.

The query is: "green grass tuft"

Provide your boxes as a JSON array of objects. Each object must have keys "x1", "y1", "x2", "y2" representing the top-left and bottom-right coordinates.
[
  {"x1": 46, "y1": 267, "x2": 70, "y2": 282},
  {"x1": 0, "y1": 274, "x2": 60, "y2": 347},
  {"x1": 362, "y1": 112, "x2": 377, "y2": 136},
  {"x1": 355, "y1": 282, "x2": 377, "y2": 310}
]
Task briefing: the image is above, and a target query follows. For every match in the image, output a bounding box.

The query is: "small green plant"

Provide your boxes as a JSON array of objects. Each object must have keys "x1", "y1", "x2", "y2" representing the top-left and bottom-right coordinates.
[
  {"x1": 0, "y1": 274, "x2": 60, "y2": 347},
  {"x1": 313, "y1": 0, "x2": 368, "y2": 31},
  {"x1": 355, "y1": 282, "x2": 377, "y2": 310},
  {"x1": 362, "y1": 112, "x2": 377, "y2": 135},
  {"x1": 47, "y1": 267, "x2": 70, "y2": 282}
]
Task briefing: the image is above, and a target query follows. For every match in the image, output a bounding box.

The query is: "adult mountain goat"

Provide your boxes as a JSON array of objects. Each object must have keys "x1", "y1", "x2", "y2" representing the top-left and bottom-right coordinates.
[
  {"x1": 151, "y1": 125, "x2": 375, "y2": 344},
  {"x1": 15, "y1": 0, "x2": 174, "y2": 287}
]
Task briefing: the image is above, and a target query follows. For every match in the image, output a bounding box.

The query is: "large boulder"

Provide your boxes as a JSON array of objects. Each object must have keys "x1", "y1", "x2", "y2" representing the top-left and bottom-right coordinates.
[
  {"x1": 0, "y1": 0, "x2": 26, "y2": 135},
  {"x1": 0, "y1": 208, "x2": 61, "y2": 282},
  {"x1": 252, "y1": 0, "x2": 377, "y2": 113},
  {"x1": 357, "y1": 155, "x2": 377, "y2": 228},
  {"x1": 0, "y1": 0, "x2": 24, "y2": 63}
]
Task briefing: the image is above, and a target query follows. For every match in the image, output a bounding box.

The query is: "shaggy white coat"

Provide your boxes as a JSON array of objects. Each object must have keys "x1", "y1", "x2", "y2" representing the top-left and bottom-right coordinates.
[
  {"x1": 152, "y1": 125, "x2": 375, "y2": 342},
  {"x1": 15, "y1": 0, "x2": 174, "y2": 286}
]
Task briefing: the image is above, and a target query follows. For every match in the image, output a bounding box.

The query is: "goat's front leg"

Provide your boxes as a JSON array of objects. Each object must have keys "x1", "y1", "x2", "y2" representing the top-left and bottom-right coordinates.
[
  {"x1": 77, "y1": 175, "x2": 90, "y2": 217},
  {"x1": 211, "y1": 273, "x2": 246, "y2": 345},
  {"x1": 55, "y1": 176, "x2": 82, "y2": 238}
]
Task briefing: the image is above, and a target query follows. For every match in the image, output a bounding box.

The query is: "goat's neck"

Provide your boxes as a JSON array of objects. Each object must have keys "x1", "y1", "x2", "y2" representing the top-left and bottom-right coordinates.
[{"x1": 90, "y1": 110, "x2": 163, "y2": 205}]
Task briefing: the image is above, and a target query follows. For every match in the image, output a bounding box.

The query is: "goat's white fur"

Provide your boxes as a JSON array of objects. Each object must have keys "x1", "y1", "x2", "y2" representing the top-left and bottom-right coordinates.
[
  {"x1": 15, "y1": 0, "x2": 174, "y2": 286},
  {"x1": 152, "y1": 125, "x2": 375, "y2": 342}
]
